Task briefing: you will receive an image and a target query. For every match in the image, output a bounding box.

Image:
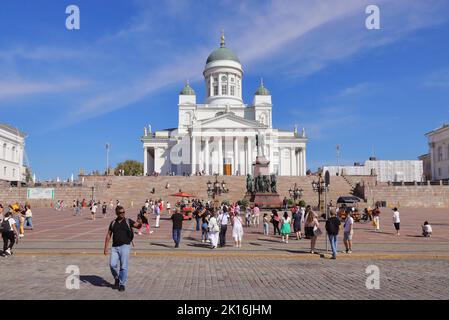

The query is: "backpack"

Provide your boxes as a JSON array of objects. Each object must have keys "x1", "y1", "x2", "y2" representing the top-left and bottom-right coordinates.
[
  {"x1": 111, "y1": 218, "x2": 134, "y2": 244},
  {"x1": 0, "y1": 218, "x2": 12, "y2": 233}
]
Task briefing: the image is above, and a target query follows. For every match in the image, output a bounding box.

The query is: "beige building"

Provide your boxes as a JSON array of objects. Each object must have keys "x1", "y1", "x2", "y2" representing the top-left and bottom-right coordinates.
[{"x1": 426, "y1": 124, "x2": 449, "y2": 180}]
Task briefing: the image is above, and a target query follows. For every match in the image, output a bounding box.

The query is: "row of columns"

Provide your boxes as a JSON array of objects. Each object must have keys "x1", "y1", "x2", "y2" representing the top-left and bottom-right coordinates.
[{"x1": 143, "y1": 139, "x2": 307, "y2": 176}]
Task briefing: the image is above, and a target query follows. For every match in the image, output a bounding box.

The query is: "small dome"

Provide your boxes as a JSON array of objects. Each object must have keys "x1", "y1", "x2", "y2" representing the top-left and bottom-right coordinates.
[
  {"x1": 255, "y1": 82, "x2": 270, "y2": 96},
  {"x1": 180, "y1": 83, "x2": 195, "y2": 95}
]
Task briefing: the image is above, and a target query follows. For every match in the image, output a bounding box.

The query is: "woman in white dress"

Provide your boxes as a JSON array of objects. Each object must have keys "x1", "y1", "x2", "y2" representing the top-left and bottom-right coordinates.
[
  {"x1": 232, "y1": 213, "x2": 244, "y2": 248},
  {"x1": 208, "y1": 211, "x2": 220, "y2": 249}
]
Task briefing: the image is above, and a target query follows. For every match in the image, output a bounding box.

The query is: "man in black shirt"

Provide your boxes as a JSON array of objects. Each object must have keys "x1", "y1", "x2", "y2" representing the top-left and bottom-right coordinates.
[
  {"x1": 104, "y1": 206, "x2": 142, "y2": 292},
  {"x1": 171, "y1": 208, "x2": 184, "y2": 248},
  {"x1": 325, "y1": 210, "x2": 341, "y2": 260}
]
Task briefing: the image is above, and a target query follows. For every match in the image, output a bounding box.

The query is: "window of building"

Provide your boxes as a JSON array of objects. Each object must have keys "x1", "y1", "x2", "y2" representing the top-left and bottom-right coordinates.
[
  {"x1": 230, "y1": 86, "x2": 235, "y2": 96},
  {"x1": 11, "y1": 146, "x2": 15, "y2": 162},
  {"x1": 222, "y1": 85, "x2": 227, "y2": 95},
  {"x1": 12, "y1": 168, "x2": 15, "y2": 178},
  {"x1": 438, "y1": 167, "x2": 442, "y2": 176},
  {"x1": 213, "y1": 86, "x2": 218, "y2": 96},
  {"x1": 438, "y1": 146, "x2": 443, "y2": 161},
  {"x1": 213, "y1": 76, "x2": 218, "y2": 83},
  {"x1": 3, "y1": 167, "x2": 6, "y2": 176},
  {"x1": 2, "y1": 143, "x2": 6, "y2": 159}
]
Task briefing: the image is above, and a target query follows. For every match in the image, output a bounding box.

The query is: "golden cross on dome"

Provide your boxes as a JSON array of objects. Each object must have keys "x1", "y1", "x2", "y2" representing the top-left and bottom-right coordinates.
[{"x1": 220, "y1": 29, "x2": 225, "y2": 47}]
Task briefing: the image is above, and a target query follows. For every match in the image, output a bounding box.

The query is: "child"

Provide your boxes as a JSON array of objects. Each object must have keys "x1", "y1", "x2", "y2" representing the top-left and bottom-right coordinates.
[
  {"x1": 263, "y1": 213, "x2": 270, "y2": 235},
  {"x1": 422, "y1": 221, "x2": 432, "y2": 237},
  {"x1": 245, "y1": 207, "x2": 251, "y2": 227}
]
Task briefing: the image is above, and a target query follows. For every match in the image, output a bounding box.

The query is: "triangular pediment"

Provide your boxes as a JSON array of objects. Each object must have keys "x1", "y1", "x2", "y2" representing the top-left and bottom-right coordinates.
[{"x1": 197, "y1": 112, "x2": 266, "y2": 129}]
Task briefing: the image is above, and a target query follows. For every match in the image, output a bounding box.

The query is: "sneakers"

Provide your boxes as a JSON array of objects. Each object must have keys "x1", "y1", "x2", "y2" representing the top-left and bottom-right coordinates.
[
  {"x1": 118, "y1": 285, "x2": 125, "y2": 292},
  {"x1": 5, "y1": 249, "x2": 12, "y2": 256},
  {"x1": 138, "y1": 232, "x2": 142, "y2": 235},
  {"x1": 345, "y1": 250, "x2": 352, "y2": 254},
  {"x1": 19, "y1": 234, "x2": 24, "y2": 238},
  {"x1": 331, "y1": 256, "x2": 337, "y2": 260},
  {"x1": 149, "y1": 231, "x2": 154, "y2": 234}
]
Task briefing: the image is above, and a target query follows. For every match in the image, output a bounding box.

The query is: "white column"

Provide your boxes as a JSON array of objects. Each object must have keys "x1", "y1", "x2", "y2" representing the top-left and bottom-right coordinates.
[
  {"x1": 218, "y1": 136, "x2": 223, "y2": 175},
  {"x1": 205, "y1": 138, "x2": 209, "y2": 175},
  {"x1": 247, "y1": 137, "x2": 252, "y2": 175},
  {"x1": 191, "y1": 136, "x2": 196, "y2": 174},
  {"x1": 233, "y1": 137, "x2": 238, "y2": 175},
  {"x1": 301, "y1": 148, "x2": 307, "y2": 176},
  {"x1": 279, "y1": 148, "x2": 283, "y2": 176},
  {"x1": 290, "y1": 147, "x2": 295, "y2": 176},
  {"x1": 297, "y1": 149, "x2": 300, "y2": 177},
  {"x1": 143, "y1": 147, "x2": 148, "y2": 176},
  {"x1": 240, "y1": 139, "x2": 246, "y2": 175}
]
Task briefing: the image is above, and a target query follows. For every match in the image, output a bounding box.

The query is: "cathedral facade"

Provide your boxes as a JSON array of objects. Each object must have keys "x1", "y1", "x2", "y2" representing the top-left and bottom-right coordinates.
[{"x1": 141, "y1": 35, "x2": 307, "y2": 176}]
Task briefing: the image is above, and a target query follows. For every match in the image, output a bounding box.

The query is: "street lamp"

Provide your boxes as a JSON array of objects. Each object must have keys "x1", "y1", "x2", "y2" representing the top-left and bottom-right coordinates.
[
  {"x1": 207, "y1": 175, "x2": 228, "y2": 199},
  {"x1": 311, "y1": 175, "x2": 328, "y2": 213}
]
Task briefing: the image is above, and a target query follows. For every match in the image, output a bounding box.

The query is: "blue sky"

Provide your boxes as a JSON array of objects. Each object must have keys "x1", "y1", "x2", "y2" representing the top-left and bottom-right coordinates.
[{"x1": 1, "y1": 0, "x2": 448, "y2": 180}]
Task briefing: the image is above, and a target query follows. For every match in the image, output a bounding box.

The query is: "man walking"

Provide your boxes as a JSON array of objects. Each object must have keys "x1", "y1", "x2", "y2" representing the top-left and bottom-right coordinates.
[
  {"x1": 170, "y1": 208, "x2": 183, "y2": 248},
  {"x1": 218, "y1": 208, "x2": 230, "y2": 247},
  {"x1": 104, "y1": 206, "x2": 142, "y2": 292},
  {"x1": 325, "y1": 210, "x2": 341, "y2": 259},
  {"x1": 343, "y1": 211, "x2": 354, "y2": 254}
]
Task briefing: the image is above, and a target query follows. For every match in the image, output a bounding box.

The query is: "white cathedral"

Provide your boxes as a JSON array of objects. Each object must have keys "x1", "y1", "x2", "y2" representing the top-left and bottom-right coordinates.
[{"x1": 141, "y1": 34, "x2": 307, "y2": 176}]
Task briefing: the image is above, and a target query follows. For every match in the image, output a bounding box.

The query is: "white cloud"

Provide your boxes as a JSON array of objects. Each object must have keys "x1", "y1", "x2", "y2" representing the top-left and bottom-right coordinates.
[{"x1": 0, "y1": 78, "x2": 88, "y2": 100}]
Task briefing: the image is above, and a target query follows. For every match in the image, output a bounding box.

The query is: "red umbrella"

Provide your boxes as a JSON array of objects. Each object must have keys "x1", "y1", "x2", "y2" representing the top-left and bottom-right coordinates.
[{"x1": 170, "y1": 191, "x2": 196, "y2": 198}]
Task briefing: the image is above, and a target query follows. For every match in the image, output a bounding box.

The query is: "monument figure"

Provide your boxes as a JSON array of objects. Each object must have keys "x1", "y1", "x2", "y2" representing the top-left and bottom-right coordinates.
[
  {"x1": 246, "y1": 174, "x2": 254, "y2": 193},
  {"x1": 270, "y1": 174, "x2": 277, "y2": 193}
]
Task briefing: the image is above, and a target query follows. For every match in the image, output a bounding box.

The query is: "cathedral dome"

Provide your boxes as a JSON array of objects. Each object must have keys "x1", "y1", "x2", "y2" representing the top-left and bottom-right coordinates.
[
  {"x1": 206, "y1": 31, "x2": 240, "y2": 64},
  {"x1": 206, "y1": 47, "x2": 240, "y2": 64},
  {"x1": 180, "y1": 83, "x2": 195, "y2": 95},
  {"x1": 255, "y1": 81, "x2": 270, "y2": 95}
]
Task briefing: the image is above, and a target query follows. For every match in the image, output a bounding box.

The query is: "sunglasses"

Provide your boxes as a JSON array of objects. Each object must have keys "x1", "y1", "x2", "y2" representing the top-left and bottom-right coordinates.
[{"x1": 118, "y1": 211, "x2": 125, "y2": 214}]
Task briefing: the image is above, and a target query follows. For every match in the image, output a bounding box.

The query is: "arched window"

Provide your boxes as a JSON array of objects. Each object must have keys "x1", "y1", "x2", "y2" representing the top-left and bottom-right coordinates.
[
  {"x1": 2, "y1": 143, "x2": 6, "y2": 159},
  {"x1": 11, "y1": 146, "x2": 15, "y2": 162}
]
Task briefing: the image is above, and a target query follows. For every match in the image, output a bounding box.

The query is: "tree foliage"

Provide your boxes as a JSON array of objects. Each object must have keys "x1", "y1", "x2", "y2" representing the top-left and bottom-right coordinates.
[{"x1": 114, "y1": 160, "x2": 143, "y2": 176}]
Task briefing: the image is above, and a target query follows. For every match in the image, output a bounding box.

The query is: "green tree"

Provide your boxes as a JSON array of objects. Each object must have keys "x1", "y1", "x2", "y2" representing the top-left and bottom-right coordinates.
[
  {"x1": 25, "y1": 166, "x2": 33, "y2": 183},
  {"x1": 114, "y1": 160, "x2": 144, "y2": 176}
]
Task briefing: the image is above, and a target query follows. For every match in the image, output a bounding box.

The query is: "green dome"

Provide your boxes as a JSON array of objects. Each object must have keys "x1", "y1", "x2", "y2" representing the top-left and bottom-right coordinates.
[
  {"x1": 255, "y1": 83, "x2": 270, "y2": 96},
  {"x1": 206, "y1": 47, "x2": 240, "y2": 64},
  {"x1": 180, "y1": 83, "x2": 195, "y2": 95}
]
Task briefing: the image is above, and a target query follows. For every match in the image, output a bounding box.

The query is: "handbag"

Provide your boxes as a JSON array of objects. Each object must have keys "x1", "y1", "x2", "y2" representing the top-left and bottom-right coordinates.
[{"x1": 313, "y1": 225, "x2": 322, "y2": 237}]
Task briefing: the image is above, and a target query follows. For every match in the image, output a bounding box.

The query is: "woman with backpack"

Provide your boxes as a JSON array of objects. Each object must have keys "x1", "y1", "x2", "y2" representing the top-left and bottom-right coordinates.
[{"x1": 1, "y1": 210, "x2": 18, "y2": 257}]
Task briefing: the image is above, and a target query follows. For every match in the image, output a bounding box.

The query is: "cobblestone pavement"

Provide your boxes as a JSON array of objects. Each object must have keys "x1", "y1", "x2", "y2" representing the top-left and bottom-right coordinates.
[
  {"x1": 13, "y1": 207, "x2": 449, "y2": 255},
  {"x1": 2, "y1": 255, "x2": 449, "y2": 300}
]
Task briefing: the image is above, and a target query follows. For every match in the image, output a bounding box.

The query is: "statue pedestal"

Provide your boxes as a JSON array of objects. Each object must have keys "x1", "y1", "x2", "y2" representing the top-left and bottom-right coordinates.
[
  {"x1": 253, "y1": 156, "x2": 270, "y2": 176},
  {"x1": 245, "y1": 192, "x2": 282, "y2": 209}
]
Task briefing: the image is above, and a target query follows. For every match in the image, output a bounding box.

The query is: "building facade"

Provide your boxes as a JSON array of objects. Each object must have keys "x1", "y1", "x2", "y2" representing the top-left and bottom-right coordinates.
[
  {"x1": 427, "y1": 124, "x2": 449, "y2": 180},
  {"x1": 323, "y1": 159, "x2": 424, "y2": 182},
  {"x1": 0, "y1": 124, "x2": 27, "y2": 182},
  {"x1": 141, "y1": 35, "x2": 307, "y2": 176},
  {"x1": 418, "y1": 153, "x2": 432, "y2": 181}
]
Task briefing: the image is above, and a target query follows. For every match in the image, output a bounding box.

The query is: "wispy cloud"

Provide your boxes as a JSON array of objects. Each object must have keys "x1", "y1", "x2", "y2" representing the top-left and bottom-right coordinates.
[
  {"x1": 2, "y1": 0, "x2": 448, "y2": 128},
  {"x1": 0, "y1": 78, "x2": 88, "y2": 100},
  {"x1": 424, "y1": 69, "x2": 449, "y2": 87}
]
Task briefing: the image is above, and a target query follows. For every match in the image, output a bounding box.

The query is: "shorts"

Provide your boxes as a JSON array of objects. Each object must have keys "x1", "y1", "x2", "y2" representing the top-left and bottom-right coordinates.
[
  {"x1": 343, "y1": 232, "x2": 353, "y2": 241},
  {"x1": 394, "y1": 223, "x2": 400, "y2": 230}
]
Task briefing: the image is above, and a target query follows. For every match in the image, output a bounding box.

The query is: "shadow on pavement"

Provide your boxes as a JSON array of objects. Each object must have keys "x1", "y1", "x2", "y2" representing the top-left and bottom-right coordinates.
[
  {"x1": 258, "y1": 238, "x2": 283, "y2": 243},
  {"x1": 80, "y1": 275, "x2": 113, "y2": 288},
  {"x1": 187, "y1": 243, "x2": 211, "y2": 249},
  {"x1": 150, "y1": 242, "x2": 173, "y2": 248}
]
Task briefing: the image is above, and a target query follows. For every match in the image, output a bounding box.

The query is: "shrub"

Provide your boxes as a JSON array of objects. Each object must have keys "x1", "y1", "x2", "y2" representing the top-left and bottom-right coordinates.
[{"x1": 298, "y1": 200, "x2": 306, "y2": 207}]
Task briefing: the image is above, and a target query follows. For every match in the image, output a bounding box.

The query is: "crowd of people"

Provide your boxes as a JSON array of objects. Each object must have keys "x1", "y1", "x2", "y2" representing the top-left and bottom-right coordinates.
[{"x1": 0, "y1": 202, "x2": 33, "y2": 257}]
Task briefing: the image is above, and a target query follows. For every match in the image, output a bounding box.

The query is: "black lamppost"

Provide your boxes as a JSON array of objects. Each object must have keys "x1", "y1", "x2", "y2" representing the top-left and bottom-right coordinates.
[
  {"x1": 207, "y1": 174, "x2": 228, "y2": 199},
  {"x1": 288, "y1": 183, "x2": 303, "y2": 202},
  {"x1": 311, "y1": 175, "x2": 328, "y2": 212}
]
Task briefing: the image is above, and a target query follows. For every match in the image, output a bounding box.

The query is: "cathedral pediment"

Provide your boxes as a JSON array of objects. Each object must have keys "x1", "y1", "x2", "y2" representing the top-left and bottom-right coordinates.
[{"x1": 197, "y1": 112, "x2": 266, "y2": 129}]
